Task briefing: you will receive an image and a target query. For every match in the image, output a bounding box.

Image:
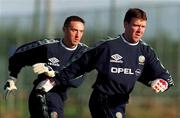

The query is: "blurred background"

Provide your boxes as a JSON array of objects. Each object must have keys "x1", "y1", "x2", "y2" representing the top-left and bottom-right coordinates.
[{"x1": 0, "y1": 0, "x2": 180, "y2": 118}]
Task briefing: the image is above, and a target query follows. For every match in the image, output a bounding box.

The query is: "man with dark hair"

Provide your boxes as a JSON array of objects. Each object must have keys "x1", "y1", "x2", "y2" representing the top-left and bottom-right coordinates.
[
  {"x1": 4, "y1": 16, "x2": 88, "y2": 118},
  {"x1": 33, "y1": 8, "x2": 174, "y2": 118}
]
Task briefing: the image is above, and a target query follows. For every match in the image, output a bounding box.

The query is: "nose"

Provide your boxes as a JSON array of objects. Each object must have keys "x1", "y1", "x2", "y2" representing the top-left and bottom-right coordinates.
[
  {"x1": 77, "y1": 31, "x2": 83, "y2": 37},
  {"x1": 138, "y1": 26, "x2": 144, "y2": 33},
  {"x1": 136, "y1": 27, "x2": 141, "y2": 33}
]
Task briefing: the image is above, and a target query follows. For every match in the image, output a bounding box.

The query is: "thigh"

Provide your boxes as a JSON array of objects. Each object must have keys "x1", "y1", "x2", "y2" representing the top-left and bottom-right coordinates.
[
  {"x1": 89, "y1": 90, "x2": 126, "y2": 118},
  {"x1": 46, "y1": 92, "x2": 64, "y2": 118},
  {"x1": 29, "y1": 90, "x2": 45, "y2": 118},
  {"x1": 110, "y1": 103, "x2": 126, "y2": 118},
  {"x1": 89, "y1": 91, "x2": 107, "y2": 118}
]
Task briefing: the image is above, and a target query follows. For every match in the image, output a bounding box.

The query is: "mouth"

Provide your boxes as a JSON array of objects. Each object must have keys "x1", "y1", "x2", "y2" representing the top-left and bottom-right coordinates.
[
  {"x1": 73, "y1": 40, "x2": 79, "y2": 44},
  {"x1": 74, "y1": 39, "x2": 78, "y2": 41},
  {"x1": 135, "y1": 33, "x2": 141, "y2": 36},
  {"x1": 135, "y1": 34, "x2": 142, "y2": 39}
]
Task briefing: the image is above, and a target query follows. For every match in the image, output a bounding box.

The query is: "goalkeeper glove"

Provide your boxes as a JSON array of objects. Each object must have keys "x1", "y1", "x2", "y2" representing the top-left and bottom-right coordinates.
[
  {"x1": 32, "y1": 63, "x2": 55, "y2": 77},
  {"x1": 151, "y1": 78, "x2": 168, "y2": 93},
  {"x1": 4, "y1": 76, "x2": 17, "y2": 99}
]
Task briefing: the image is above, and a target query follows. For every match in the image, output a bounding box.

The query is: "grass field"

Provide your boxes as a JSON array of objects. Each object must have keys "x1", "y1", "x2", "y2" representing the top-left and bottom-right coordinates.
[
  {"x1": 0, "y1": 94, "x2": 179, "y2": 118},
  {"x1": 126, "y1": 96, "x2": 180, "y2": 118}
]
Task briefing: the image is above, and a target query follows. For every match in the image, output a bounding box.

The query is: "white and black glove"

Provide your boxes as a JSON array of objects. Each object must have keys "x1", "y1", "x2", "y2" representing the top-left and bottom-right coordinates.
[
  {"x1": 36, "y1": 78, "x2": 56, "y2": 93},
  {"x1": 32, "y1": 63, "x2": 56, "y2": 93},
  {"x1": 32, "y1": 63, "x2": 55, "y2": 77},
  {"x1": 4, "y1": 76, "x2": 17, "y2": 99},
  {"x1": 151, "y1": 78, "x2": 168, "y2": 93}
]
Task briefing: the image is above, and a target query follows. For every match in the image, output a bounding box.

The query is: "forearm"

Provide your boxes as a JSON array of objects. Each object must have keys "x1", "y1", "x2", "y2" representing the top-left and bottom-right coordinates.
[
  {"x1": 55, "y1": 51, "x2": 95, "y2": 86},
  {"x1": 9, "y1": 58, "x2": 24, "y2": 78},
  {"x1": 56, "y1": 62, "x2": 86, "y2": 86},
  {"x1": 67, "y1": 75, "x2": 85, "y2": 88}
]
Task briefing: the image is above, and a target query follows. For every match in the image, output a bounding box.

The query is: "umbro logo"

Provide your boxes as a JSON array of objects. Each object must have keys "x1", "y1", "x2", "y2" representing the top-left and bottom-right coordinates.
[
  {"x1": 110, "y1": 54, "x2": 123, "y2": 63},
  {"x1": 48, "y1": 57, "x2": 60, "y2": 66}
]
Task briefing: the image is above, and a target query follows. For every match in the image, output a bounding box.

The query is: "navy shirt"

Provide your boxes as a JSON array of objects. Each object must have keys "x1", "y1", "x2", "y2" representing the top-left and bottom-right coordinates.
[
  {"x1": 9, "y1": 38, "x2": 88, "y2": 99},
  {"x1": 57, "y1": 34, "x2": 174, "y2": 98}
]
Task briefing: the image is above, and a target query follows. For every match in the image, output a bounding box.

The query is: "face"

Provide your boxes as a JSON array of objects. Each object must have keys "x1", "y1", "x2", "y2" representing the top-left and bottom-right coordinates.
[
  {"x1": 63, "y1": 21, "x2": 84, "y2": 48},
  {"x1": 124, "y1": 18, "x2": 146, "y2": 43}
]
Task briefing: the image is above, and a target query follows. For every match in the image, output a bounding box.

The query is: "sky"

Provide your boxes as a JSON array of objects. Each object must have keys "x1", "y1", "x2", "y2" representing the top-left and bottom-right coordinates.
[
  {"x1": 0, "y1": 0, "x2": 109, "y2": 16},
  {"x1": 1, "y1": 0, "x2": 180, "y2": 16},
  {"x1": 1, "y1": 0, "x2": 180, "y2": 39}
]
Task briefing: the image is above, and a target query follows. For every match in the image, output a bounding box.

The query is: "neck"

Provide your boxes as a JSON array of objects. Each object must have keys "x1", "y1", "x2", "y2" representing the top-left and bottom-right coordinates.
[
  {"x1": 123, "y1": 33, "x2": 132, "y2": 43},
  {"x1": 121, "y1": 34, "x2": 139, "y2": 46},
  {"x1": 61, "y1": 39, "x2": 77, "y2": 51},
  {"x1": 62, "y1": 39, "x2": 75, "y2": 48}
]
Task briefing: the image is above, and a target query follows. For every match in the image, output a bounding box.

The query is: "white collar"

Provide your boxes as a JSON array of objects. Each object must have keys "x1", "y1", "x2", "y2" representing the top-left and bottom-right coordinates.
[{"x1": 121, "y1": 34, "x2": 139, "y2": 46}]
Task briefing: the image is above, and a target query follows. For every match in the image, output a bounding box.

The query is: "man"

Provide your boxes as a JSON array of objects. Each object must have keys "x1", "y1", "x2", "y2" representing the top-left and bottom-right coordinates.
[
  {"x1": 4, "y1": 16, "x2": 88, "y2": 118},
  {"x1": 33, "y1": 8, "x2": 174, "y2": 118}
]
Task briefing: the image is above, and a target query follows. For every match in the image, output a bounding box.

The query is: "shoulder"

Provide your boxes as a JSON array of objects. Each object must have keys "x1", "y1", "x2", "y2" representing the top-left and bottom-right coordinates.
[
  {"x1": 95, "y1": 36, "x2": 120, "y2": 48},
  {"x1": 139, "y1": 40, "x2": 155, "y2": 52},
  {"x1": 94, "y1": 35, "x2": 121, "y2": 48},
  {"x1": 38, "y1": 38, "x2": 60, "y2": 45},
  {"x1": 139, "y1": 40, "x2": 157, "y2": 60},
  {"x1": 76, "y1": 42, "x2": 89, "y2": 53},
  {"x1": 78, "y1": 42, "x2": 88, "y2": 48},
  {"x1": 15, "y1": 38, "x2": 60, "y2": 53}
]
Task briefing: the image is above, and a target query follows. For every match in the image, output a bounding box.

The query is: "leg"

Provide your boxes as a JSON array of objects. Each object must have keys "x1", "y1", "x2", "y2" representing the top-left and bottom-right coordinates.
[
  {"x1": 109, "y1": 96, "x2": 126, "y2": 118},
  {"x1": 29, "y1": 89, "x2": 48, "y2": 118},
  {"x1": 37, "y1": 94, "x2": 49, "y2": 118},
  {"x1": 89, "y1": 90, "x2": 107, "y2": 118},
  {"x1": 110, "y1": 104, "x2": 126, "y2": 118},
  {"x1": 46, "y1": 92, "x2": 64, "y2": 118},
  {"x1": 89, "y1": 90, "x2": 126, "y2": 118}
]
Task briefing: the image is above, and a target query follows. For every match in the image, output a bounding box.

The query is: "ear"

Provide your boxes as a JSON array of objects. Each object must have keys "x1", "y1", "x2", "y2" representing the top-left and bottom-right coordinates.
[
  {"x1": 63, "y1": 27, "x2": 66, "y2": 32},
  {"x1": 124, "y1": 21, "x2": 128, "y2": 28}
]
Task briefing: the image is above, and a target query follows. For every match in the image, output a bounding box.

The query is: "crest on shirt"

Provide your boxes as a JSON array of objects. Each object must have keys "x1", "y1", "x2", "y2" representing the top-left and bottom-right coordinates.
[
  {"x1": 110, "y1": 54, "x2": 123, "y2": 63},
  {"x1": 138, "y1": 55, "x2": 145, "y2": 65},
  {"x1": 48, "y1": 57, "x2": 60, "y2": 66},
  {"x1": 116, "y1": 112, "x2": 122, "y2": 118}
]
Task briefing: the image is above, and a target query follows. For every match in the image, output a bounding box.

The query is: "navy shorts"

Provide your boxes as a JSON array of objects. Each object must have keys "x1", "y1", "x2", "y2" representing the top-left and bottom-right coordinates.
[
  {"x1": 28, "y1": 87, "x2": 64, "y2": 118},
  {"x1": 89, "y1": 90, "x2": 128, "y2": 118}
]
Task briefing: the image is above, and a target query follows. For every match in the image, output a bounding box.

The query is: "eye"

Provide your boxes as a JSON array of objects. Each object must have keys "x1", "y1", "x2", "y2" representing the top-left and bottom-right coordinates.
[
  {"x1": 133, "y1": 24, "x2": 139, "y2": 27},
  {"x1": 71, "y1": 29, "x2": 77, "y2": 32},
  {"x1": 141, "y1": 25, "x2": 146, "y2": 28},
  {"x1": 80, "y1": 30, "x2": 84, "y2": 33}
]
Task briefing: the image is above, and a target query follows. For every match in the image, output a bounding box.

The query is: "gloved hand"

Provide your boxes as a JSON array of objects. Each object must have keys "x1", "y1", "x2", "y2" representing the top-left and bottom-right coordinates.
[
  {"x1": 32, "y1": 63, "x2": 55, "y2": 77},
  {"x1": 151, "y1": 78, "x2": 168, "y2": 93},
  {"x1": 36, "y1": 78, "x2": 56, "y2": 93},
  {"x1": 4, "y1": 76, "x2": 17, "y2": 99}
]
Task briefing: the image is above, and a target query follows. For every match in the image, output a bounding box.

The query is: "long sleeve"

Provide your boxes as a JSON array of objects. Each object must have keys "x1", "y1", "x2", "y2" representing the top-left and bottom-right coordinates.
[
  {"x1": 62, "y1": 44, "x2": 89, "y2": 88},
  {"x1": 9, "y1": 40, "x2": 47, "y2": 78},
  {"x1": 56, "y1": 46, "x2": 101, "y2": 86},
  {"x1": 138, "y1": 46, "x2": 174, "y2": 88}
]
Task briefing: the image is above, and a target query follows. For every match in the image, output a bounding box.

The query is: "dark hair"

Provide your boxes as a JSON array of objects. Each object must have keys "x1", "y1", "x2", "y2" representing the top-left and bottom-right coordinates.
[
  {"x1": 124, "y1": 8, "x2": 147, "y2": 23},
  {"x1": 63, "y1": 16, "x2": 85, "y2": 28}
]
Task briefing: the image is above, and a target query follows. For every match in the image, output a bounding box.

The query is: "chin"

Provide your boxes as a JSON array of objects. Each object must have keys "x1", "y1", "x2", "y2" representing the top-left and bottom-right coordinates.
[
  {"x1": 132, "y1": 39, "x2": 139, "y2": 43},
  {"x1": 72, "y1": 43, "x2": 78, "y2": 46},
  {"x1": 134, "y1": 37, "x2": 141, "y2": 41},
  {"x1": 74, "y1": 41, "x2": 79, "y2": 44}
]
